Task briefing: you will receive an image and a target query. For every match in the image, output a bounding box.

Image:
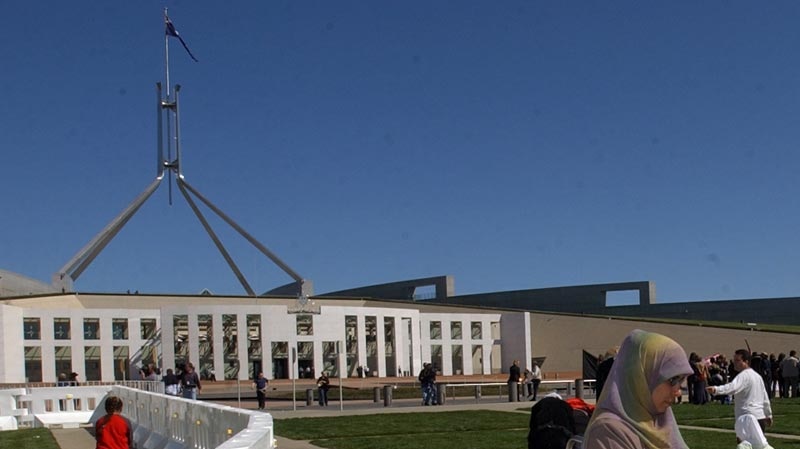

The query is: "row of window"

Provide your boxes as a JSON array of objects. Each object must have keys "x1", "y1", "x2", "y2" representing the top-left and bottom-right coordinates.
[
  {"x1": 429, "y1": 320, "x2": 496, "y2": 340},
  {"x1": 23, "y1": 317, "x2": 158, "y2": 341}
]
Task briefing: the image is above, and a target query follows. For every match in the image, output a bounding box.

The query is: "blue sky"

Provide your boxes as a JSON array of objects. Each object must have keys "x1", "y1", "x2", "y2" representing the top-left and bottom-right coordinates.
[{"x1": 2, "y1": 1, "x2": 800, "y2": 302}]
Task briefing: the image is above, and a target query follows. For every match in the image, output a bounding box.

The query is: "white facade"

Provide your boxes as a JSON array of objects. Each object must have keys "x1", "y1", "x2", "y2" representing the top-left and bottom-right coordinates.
[{"x1": 0, "y1": 293, "x2": 529, "y2": 383}]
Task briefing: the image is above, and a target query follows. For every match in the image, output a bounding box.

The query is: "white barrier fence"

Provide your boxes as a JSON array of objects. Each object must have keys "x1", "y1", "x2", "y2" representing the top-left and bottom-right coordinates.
[
  {"x1": 0, "y1": 386, "x2": 275, "y2": 449},
  {"x1": 108, "y1": 386, "x2": 275, "y2": 449}
]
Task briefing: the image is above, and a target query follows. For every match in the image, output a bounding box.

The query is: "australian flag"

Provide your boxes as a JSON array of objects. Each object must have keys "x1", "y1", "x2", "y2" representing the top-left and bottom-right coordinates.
[{"x1": 165, "y1": 17, "x2": 199, "y2": 62}]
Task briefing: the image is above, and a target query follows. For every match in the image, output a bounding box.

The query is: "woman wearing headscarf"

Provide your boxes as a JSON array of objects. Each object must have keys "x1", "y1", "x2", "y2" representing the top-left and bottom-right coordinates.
[{"x1": 583, "y1": 329, "x2": 693, "y2": 449}]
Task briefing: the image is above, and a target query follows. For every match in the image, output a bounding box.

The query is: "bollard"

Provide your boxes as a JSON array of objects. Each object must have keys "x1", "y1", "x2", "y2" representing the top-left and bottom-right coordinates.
[
  {"x1": 373, "y1": 387, "x2": 381, "y2": 403},
  {"x1": 475, "y1": 385, "x2": 482, "y2": 401},
  {"x1": 436, "y1": 383, "x2": 446, "y2": 405},
  {"x1": 567, "y1": 382, "x2": 573, "y2": 397},
  {"x1": 305, "y1": 389, "x2": 314, "y2": 406},
  {"x1": 508, "y1": 381, "x2": 518, "y2": 402},
  {"x1": 383, "y1": 385, "x2": 393, "y2": 407},
  {"x1": 575, "y1": 379, "x2": 584, "y2": 400}
]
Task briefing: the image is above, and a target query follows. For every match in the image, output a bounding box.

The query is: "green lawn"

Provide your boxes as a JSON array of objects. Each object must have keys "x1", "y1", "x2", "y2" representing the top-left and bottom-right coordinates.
[
  {"x1": 275, "y1": 399, "x2": 800, "y2": 449},
  {"x1": 0, "y1": 428, "x2": 59, "y2": 449}
]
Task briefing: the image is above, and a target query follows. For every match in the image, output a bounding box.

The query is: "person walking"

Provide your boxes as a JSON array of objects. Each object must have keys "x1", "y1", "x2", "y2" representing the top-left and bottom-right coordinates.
[
  {"x1": 180, "y1": 363, "x2": 201, "y2": 400},
  {"x1": 418, "y1": 363, "x2": 437, "y2": 405},
  {"x1": 780, "y1": 350, "x2": 799, "y2": 398},
  {"x1": 162, "y1": 368, "x2": 180, "y2": 396},
  {"x1": 253, "y1": 371, "x2": 268, "y2": 410},
  {"x1": 508, "y1": 360, "x2": 522, "y2": 401},
  {"x1": 529, "y1": 361, "x2": 543, "y2": 401},
  {"x1": 316, "y1": 372, "x2": 330, "y2": 406},
  {"x1": 708, "y1": 349, "x2": 774, "y2": 448}
]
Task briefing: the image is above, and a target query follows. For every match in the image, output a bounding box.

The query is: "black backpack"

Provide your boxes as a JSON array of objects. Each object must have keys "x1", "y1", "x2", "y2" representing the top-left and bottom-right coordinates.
[{"x1": 528, "y1": 397, "x2": 576, "y2": 449}]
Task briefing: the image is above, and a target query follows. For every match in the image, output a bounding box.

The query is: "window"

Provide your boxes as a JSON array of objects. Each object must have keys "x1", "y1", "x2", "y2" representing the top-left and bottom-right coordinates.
[
  {"x1": 24, "y1": 346, "x2": 42, "y2": 382},
  {"x1": 84, "y1": 318, "x2": 100, "y2": 340},
  {"x1": 452, "y1": 344, "x2": 464, "y2": 375},
  {"x1": 430, "y1": 321, "x2": 442, "y2": 340},
  {"x1": 198, "y1": 314, "x2": 214, "y2": 380},
  {"x1": 113, "y1": 346, "x2": 129, "y2": 381},
  {"x1": 431, "y1": 344, "x2": 443, "y2": 373},
  {"x1": 54, "y1": 346, "x2": 72, "y2": 379},
  {"x1": 112, "y1": 319, "x2": 128, "y2": 340},
  {"x1": 140, "y1": 319, "x2": 157, "y2": 340},
  {"x1": 53, "y1": 318, "x2": 71, "y2": 340},
  {"x1": 296, "y1": 314, "x2": 313, "y2": 336},
  {"x1": 322, "y1": 341, "x2": 339, "y2": 377},
  {"x1": 345, "y1": 315, "x2": 358, "y2": 377},
  {"x1": 247, "y1": 314, "x2": 262, "y2": 379},
  {"x1": 173, "y1": 315, "x2": 188, "y2": 363},
  {"x1": 471, "y1": 321, "x2": 482, "y2": 340},
  {"x1": 84, "y1": 346, "x2": 102, "y2": 381},
  {"x1": 223, "y1": 314, "x2": 238, "y2": 380},
  {"x1": 451, "y1": 322, "x2": 462, "y2": 339},
  {"x1": 23, "y1": 318, "x2": 40, "y2": 340}
]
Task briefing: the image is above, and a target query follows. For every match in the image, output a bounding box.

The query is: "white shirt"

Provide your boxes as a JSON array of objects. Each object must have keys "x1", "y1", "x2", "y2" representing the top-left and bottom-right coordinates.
[{"x1": 714, "y1": 367, "x2": 772, "y2": 420}]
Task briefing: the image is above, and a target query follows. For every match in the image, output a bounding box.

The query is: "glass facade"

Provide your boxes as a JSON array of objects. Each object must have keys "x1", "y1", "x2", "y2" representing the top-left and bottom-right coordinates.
[
  {"x1": 140, "y1": 319, "x2": 157, "y2": 340},
  {"x1": 198, "y1": 314, "x2": 214, "y2": 380},
  {"x1": 53, "y1": 318, "x2": 70, "y2": 340},
  {"x1": 384, "y1": 317, "x2": 396, "y2": 376},
  {"x1": 247, "y1": 314, "x2": 262, "y2": 379},
  {"x1": 430, "y1": 321, "x2": 442, "y2": 339},
  {"x1": 54, "y1": 346, "x2": 72, "y2": 379},
  {"x1": 365, "y1": 316, "x2": 378, "y2": 375},
  {"x1": 23, "y1": 318, "x2": 40, "y2": 340},
  {"x1": 113, "y1": 346, "x2": 129, "y2": 380},
  {"x1": 223, "y1": 314, "x2": 238, "y2": 380},
  {"x1": 451, "y1": 322, "x2": 462, "y2": 339},
  {"x1": 83, "y1": 318, "x2": 100, "y2": 340},
  {"x1": 271, "y1": 341, "x2": 288, "y2": 379},
  {"x1": 24, "y1": 346, "x2": 42, "y2": 382},
  {"x1": 471, "y1": 321, "x2": 482, "y2": 340},
  {"x1": 173, "y1": 315, "x2": 188, "y2": 366},
  {"x1": 112, "y1": 319, "x2": 128, "y2": 340},
  {"x1": 345, "y1": 315, "x2": 358, "y2": 377},
  {"x1": 296, "y1": 314, "x2": 313, "y2": 336},
  {"x1": 84, "y1": 346, "x2": 101, "y2": 381}
]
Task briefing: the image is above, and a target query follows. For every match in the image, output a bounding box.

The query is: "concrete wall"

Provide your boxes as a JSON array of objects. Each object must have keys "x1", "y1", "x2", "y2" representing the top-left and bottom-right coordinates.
[
  {"x1": 0, "y1": 306, "x2": 23, "y2": 382},
  {"x1": 530, "y1": 312, "x2": 800, "y2": 374}
]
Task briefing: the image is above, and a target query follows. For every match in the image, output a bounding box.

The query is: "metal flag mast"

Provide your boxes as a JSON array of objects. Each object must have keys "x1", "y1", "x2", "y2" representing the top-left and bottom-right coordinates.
[{"x1": 53, "y1": 10, "x2": 312, "y2": 298}]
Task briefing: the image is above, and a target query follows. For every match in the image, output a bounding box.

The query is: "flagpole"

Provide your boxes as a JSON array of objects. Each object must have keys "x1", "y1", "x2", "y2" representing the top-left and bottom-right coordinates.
[
  {"x1": 164, "y1": 7, "x2": 171, "y2": 99},
  {"x1": 163, "y1": 7, "x2": 174, "y2": 204}
]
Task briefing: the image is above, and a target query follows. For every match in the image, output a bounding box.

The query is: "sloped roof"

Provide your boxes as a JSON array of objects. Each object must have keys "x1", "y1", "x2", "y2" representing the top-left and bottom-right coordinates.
[{"x1": 0, "y1": 269, "x2": 56, "y2": 297}]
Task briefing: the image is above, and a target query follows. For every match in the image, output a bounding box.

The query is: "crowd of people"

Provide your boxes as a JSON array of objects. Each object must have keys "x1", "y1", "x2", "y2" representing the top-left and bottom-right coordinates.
[
  {"x1": 683, "y1": 349, "x2": 799, "y2": 405},
  {"x1": 575, "y1": 331, "x2": 798, "y2": 449}
]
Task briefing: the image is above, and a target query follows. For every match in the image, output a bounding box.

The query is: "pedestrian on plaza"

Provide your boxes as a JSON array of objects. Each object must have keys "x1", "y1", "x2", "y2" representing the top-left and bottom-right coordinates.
[
  {"x1": 95, "y1": 395, "x2": 133, "y2": 449},
  {"x1": 529, "y1": 361, "x2": 543, "y2": 401},
  {"x1": 316, "y1": 372, "x2": 330, "y2": 406},
  {"x1": 181, "y1": 363, "x2": 201, "y2": 400},
  {"x1": 418, "y1": 363, "x2": 437, "y2": 405},
  {"x1": 162, "y1": 368, "x2": 180, "y2": 396},
  {"x1": 583, "y1": 329, "x2": 693, "y2": 449},
  {"x1": 253, "y1": 371, "x2": 268, "y2": 410},
  {"x1": 780, "y1": 350, "x2": 799, "y2": 398},
  {"x1": 508, "y1": 359, "x2": 522, "y2": 400},
  {"x1": 707, "y1": 349, "x2": 774, "y2": 448}
]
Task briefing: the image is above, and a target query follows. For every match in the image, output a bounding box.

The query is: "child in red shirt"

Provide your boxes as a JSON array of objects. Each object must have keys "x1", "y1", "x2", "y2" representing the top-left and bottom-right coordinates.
[{"x1": 95, "y1": 395, "x2": 133, "y2": 449}]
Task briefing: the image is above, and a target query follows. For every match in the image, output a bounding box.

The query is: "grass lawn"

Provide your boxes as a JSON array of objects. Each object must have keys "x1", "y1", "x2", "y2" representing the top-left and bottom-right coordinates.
[
  {"x1": 0, "y1": 428, "x2": 59, "y2": 449},
  {"x1": 275, "y1": 399, "x2": 800, "y2": 449}
]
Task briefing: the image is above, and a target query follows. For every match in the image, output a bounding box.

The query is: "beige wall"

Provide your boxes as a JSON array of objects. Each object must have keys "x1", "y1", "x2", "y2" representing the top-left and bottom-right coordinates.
[{"x1": 532, "y1": 313, "x2": 799, "y2": 374}]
